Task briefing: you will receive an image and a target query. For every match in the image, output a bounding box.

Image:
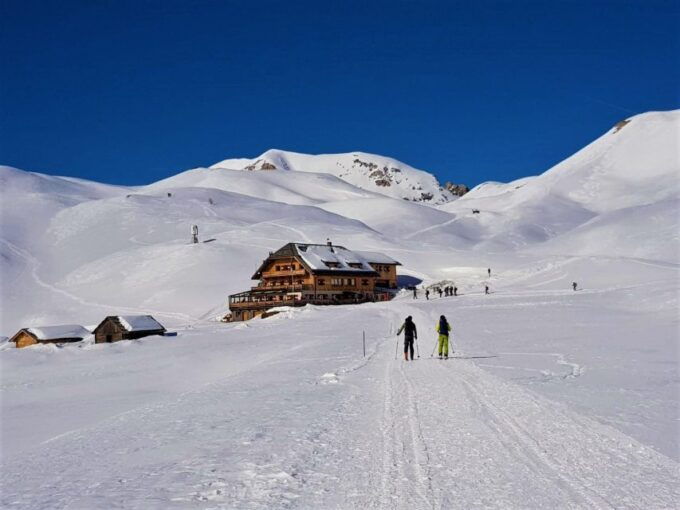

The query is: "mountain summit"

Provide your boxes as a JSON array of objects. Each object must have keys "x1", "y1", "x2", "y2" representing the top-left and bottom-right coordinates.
[{"x1": 211, "y1": 149, "x2": 463, "y2": 205}]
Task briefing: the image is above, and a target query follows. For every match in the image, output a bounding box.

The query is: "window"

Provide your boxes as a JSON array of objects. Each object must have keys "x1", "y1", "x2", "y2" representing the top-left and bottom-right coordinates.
[
  {"x1": 323, "y1": 261, "x2": 340, "y2": 268},
  {"x1": 331, "y1": 278, "x2": 342, "y2": 286},
  {"x1": 275, "y1": 265, "x2": 281, "y2": 271},
  {"x1": 291, "y1": 263, "x2": 296, "y2": 270},
  {"x1": 348, "y1": 262, "x2": 363, "y2": 269},
  {"x1": 362, "y1": 279, "x2": 369, "y2": 286},
  {"x1": 318, "y1": 278, "x2": 325, "y2": 285}
]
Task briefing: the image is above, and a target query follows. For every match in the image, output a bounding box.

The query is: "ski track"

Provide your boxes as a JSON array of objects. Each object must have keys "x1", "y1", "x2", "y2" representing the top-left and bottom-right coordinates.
[
  {"x1": 1, "y1": 310, "x2": 678, "y2": 509},
  {"x1": 1, "y1": 239, "x2": 196, "y2": 323}
]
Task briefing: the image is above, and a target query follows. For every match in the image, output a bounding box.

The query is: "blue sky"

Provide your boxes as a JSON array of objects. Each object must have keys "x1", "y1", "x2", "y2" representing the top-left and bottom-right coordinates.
[{"x1": 1, "y1": 0, "x2": 678, "y2": 187}]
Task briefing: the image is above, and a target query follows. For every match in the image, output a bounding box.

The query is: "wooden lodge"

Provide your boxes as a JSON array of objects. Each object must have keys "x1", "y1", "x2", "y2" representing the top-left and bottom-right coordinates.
[
  {"x1": 10, "y1": 324, "x2": 91, "y2": 349},
  {"x1": 93, "y1": 315, "x2": 166, "y2": 344},
  {"x1": 227, "y1": 241, "x2": 401, "y2": 321}
]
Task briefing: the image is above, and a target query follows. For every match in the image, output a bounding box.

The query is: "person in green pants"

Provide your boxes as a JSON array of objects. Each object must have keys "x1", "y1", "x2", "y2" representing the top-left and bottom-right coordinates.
[{"x1": 437, "y1": 315, "x2": 451, "y2": 359}]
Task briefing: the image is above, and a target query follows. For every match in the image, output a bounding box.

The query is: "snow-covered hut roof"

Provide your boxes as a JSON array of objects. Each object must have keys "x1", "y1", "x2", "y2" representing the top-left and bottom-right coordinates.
[
  {"x1": 353, "y1": 250, "x2": 402, "y2": 265},
  {"x1": 294, "y1": 244, "x2": 375, "y2": 273},
  {"x1": 251, "y1": 242, "x2": 399, "y2": 278},
  {"x1": 24, "y1": 324, "x2": 91, "y2": 341},
  {"x1": 116, "y1": 315, "x2": 165, "y2": 332}
]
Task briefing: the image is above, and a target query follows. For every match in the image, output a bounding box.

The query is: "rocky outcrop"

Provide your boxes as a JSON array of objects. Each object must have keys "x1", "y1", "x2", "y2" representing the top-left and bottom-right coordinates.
[
  {"x1": 444, "y1": 182, "x2": 469, "y2": 197},
  {"x1": 243, "y1": 159, "x2": 278, "y2": 171},
  {"x1": 613, "y1": 119, "x2": 631, "y2": 133}
]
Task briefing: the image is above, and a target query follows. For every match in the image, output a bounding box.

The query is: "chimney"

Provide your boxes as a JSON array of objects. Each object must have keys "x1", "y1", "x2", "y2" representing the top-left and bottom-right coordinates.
[{"x1": 327, "y1": 238, "x2": 334, "y2": 252}]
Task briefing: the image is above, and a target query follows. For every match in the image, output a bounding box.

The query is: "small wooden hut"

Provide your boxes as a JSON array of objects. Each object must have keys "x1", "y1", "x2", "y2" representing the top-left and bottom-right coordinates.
[
  {"x1": 93, "y1": 315, "x2": 166, "y2": 344},
  {"x1": 10, "y1": 324, "x2": 91, "y2": 349}
]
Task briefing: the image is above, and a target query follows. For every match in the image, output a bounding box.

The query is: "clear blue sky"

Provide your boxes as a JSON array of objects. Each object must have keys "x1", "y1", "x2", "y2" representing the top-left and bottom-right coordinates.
[{"x1": 1, "y1": 0, "x2": 678, "y2": 187}]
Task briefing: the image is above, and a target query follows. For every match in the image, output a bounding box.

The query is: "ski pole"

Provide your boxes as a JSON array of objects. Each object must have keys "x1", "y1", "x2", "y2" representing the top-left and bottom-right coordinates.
[
  {"x1": 430, "y1": 339, "x2": 438, "y2": 357},
  {"x1": 395, "y1": 335, "x2": 399, "y2": 359},
  {"x1": 415, "y1": 338, "x2": 420, "y2": 358}
]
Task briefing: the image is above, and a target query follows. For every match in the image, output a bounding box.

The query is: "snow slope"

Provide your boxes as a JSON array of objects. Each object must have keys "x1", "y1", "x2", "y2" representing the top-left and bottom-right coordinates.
[
  {"x1": 1, "y1": 110, "x2": 679, "y2": 508},
  {"x1": 211, "y1": 149, "x2": 456, "y2": 204},
  {"x1": 1, "y1": 295, "x2": 678, "y2": 509},
  {"x1": 433, "y1": 111, "x2": 680, "y2": 251}
]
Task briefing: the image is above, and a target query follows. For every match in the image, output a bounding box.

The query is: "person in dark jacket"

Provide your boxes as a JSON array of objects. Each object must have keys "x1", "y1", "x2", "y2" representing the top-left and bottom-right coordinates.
[
  {"x1": 425, "y1": 289, "x2": 430, "y2": 300},
  {"x1": 397, "y1": 316, "x2": 418, "y2": 361},
  {"x1": 453, "y1": 286, "x2": 458, "y2": 296},
  {"x1": 413, "y1": 287, "x2": 418, "y2": 299}
]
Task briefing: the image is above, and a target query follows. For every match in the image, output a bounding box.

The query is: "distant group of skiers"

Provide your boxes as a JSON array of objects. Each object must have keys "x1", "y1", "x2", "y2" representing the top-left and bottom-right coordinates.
[
  {"x1": 423, "y1": 285, "x2": 458, "y2": 300},
  {"x1": 410, "y1": 269, "x2": 579, "y2": 301},
  {"x1": 397, "y1": 315, "x2": 452, "y2": 360}
]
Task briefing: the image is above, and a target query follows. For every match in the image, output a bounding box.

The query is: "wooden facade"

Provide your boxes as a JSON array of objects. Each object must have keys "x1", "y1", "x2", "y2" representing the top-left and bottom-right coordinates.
[
  {"x1": 227, "y1": 242, "x2": 400, "y2": 321},
  {"x1": 93, "y1": 316, "x2": 166, "y2": 344}
]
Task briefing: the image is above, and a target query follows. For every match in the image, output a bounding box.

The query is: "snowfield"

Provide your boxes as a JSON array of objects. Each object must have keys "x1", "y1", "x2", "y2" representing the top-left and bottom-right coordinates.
[{"x1": 1, "y1": 110, "x2": 679, "y2": 508}]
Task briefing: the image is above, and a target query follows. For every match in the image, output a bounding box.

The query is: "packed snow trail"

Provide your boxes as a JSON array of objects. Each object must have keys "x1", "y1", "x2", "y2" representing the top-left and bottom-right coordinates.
[{"x1": 2, "y1": 304, "x2": 678, "y2": 509}]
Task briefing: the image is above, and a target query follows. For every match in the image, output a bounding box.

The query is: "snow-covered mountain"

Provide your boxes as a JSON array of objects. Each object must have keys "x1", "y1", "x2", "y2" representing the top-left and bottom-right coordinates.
[
  {"x1": 211, "y1": 149, "x2": 459, "y2": 204},
  {"x1": 432, "y1": 110, "x2": 680, "y2": 253},
  {"x1": 1, "y1": 110, "x2": 679, "y2": 509}
]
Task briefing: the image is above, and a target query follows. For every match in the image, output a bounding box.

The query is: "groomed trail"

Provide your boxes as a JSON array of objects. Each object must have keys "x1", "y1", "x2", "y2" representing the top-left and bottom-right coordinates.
[{"x1": 1, "y1": 300, "x2": 678, "y2": 509}]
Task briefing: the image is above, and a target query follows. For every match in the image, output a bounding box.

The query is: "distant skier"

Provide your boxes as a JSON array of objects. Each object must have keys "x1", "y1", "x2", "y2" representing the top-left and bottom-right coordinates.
[
  {"x1": 438, "y1": 287, "x2": 443, "y2": 298},
  {"x1": 397, "y1": 316, "x2": 418, "y2": 361},
  {"x1": 485, "y1": 284, "x2": 489, "y2": 295},
  {"x1": 425, "y1": 289, "x2": 430, "y2": 300},
  {"x1": 488, "y1": 268, "x2": 491, "y2": 277},
  {"x1": 444, "y1": 286, "x2": 450, "y2": 297},
  {"x1": 437, "y1": 315, "x2": 452, "y2": 359},
  {"x1": 453, "y1": 286, "x2": 458, "y2": 296},
  {"x1": 413, "y1": 287, "x2": 418, "y2": 299},
  {"x1": 572, "y1": 281, "x2": 578, "y2": 291}
]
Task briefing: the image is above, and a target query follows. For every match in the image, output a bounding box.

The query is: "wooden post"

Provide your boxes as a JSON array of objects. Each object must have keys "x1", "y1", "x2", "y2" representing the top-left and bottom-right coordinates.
[{"x1": 363, "y1": 331, "x2": 366, "y2": 357}]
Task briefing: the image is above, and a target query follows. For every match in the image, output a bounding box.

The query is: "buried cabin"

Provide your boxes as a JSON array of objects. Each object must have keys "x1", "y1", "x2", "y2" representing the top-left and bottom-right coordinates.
[
  {"x1": 227, "y1": 241, "x2": 401, "y2": 321},
  {"x1": 10, "y1": 324, "x2": 91, "y2": 348},
  {"x1": 93, "y1": 315, "x2": 166, "y2": 343}
]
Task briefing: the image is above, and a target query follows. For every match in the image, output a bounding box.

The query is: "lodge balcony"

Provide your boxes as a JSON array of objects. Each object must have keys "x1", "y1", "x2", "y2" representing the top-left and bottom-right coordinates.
[
  {"x1": 261, "y1": 268, "x2": 308, "y2": 277},
  {"x1": 252, "y1": 283, "x2": 315, "y2": 291},
  {"x1": 228, "y1": 289, "x2": 387, "y2": 310}
]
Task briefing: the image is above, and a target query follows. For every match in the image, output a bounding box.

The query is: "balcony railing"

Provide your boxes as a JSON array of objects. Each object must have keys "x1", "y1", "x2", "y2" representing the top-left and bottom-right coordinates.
[
  {"x1": 228, "y1": 290, "x2": 393, "y2": 311},
  {"x1": 253, "y1": 283, "x2": 315, "y2": 291},
  {"x1": 261, "y1": 268, "x2": 307, "y2": 277}
]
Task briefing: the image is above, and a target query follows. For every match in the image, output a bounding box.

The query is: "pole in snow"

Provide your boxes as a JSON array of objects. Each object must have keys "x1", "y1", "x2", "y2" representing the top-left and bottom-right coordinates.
[{"x1": 191, "y1": 224, "x2": 199, "y2": 244}]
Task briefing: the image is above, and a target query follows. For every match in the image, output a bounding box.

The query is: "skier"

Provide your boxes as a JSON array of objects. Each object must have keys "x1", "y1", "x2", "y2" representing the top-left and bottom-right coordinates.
[
  {"x1": 437, "y1": 315, "x2": 452, "y2": 359},
  {"x1": 438, "y1": 287, "x2": 443, "y2": 298},
  {"x1": 413, "y1": 286, "x2": 418, "y2": 299},
  {"x1": 425, "y1": 289, "x2": 430, "y2": 300},
  {"x1": 397, "y1": 316, "x2": 418, "y2": 361},
  {"x1": 485, "y1": 284, "x2": 489, "y2": 295},
  {"x1": 572, "y1": 281, "x2": 578, "y2": 291},
  {"x1": 488, "y1": 268, "x2": 491, "y2": 277},
  {"x1": 453, "y1": 286, "x2": 458, "y2": 296}
]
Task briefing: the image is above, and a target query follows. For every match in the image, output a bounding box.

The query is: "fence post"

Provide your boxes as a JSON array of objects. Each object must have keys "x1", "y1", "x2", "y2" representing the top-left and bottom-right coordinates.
[{"x1": 363, "y1": 331, "x2": 366, "y2": 357}]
